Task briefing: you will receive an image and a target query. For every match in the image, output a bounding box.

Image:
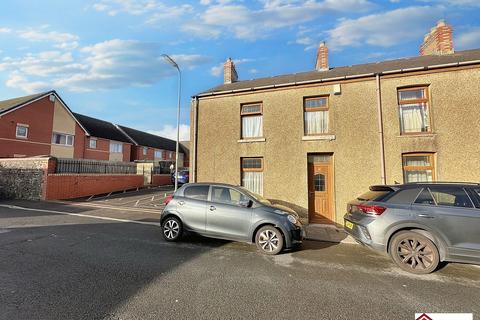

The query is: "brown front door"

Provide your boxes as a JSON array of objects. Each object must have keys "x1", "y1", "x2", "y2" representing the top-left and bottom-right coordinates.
[{"x1": 308, "y1": 162, "x2": 334, "y2": 224}]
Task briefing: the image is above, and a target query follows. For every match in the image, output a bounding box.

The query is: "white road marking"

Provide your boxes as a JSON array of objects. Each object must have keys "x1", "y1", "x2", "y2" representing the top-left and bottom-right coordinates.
[
  {"x1": 0, "y1": 204, "x2": 159, "y2": 227},
  {"x1": 55, "y1": 201, "x2": 163, "y2": 213},
  {"x1": 134, "y1": 200, "x2": 140, "y2": 207}
]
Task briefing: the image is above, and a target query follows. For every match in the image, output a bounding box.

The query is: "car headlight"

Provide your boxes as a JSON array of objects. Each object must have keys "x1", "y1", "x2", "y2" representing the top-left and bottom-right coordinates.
[{"x1": 287, "y1": 215, "x2": 297, "y2": 224}]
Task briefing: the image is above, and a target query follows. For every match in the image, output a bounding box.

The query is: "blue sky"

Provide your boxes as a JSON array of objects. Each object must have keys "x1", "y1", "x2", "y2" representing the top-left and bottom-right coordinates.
[{"x1": 1, "y1": 0, "x2": 479, "y2": 140}]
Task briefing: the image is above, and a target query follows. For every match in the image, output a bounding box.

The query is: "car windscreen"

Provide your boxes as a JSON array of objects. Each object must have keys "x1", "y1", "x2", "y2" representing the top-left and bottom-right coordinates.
[
  {"x1": 356, "y1": 190, "x2": 392, "y2": 202},
  {"x1": 238, "y1": 187, "x2": 271, "y2": 205}
]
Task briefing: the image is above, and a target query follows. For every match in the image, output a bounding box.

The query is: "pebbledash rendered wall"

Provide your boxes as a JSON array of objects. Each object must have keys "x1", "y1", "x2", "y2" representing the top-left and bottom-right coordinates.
[
  {"x1": 193, "y1": 66, "x2": 480, "y2": 224},
  {"x1": 0, "y1": 157, "x2": 53, "y2": 200}
]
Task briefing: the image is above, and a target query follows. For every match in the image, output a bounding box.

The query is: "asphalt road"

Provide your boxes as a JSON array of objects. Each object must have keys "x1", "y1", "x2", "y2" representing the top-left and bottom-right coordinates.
[{"x1": 0, "y1": 200, "x2": 478, "y2": 320}]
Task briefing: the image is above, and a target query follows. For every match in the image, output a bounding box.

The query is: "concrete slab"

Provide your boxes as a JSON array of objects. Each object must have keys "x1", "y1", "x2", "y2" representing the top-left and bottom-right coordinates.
[{"x1": 305, "y1": 223, "x2": 357, "y2": 244}]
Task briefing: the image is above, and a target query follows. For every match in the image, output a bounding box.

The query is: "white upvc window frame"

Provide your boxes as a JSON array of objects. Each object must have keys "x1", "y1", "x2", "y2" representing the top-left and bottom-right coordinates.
[
  {"x1": 16, "y1": 123, "x2": 29, "y2": 139},
  {"x1": 110, "y1": 142, "x2": 123, "y2": 153},
  {"x1": 52, "y1": 132, "x2": 74, "y2": 146},
  {"x1": 89, "y1": 138, "x2": 97, "y2": 149}
]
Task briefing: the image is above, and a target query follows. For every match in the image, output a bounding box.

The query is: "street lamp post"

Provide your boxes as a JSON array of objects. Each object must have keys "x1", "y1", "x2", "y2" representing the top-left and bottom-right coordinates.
[{"x1": 162, "y1": 54, "x2": 181, "y2": 192}]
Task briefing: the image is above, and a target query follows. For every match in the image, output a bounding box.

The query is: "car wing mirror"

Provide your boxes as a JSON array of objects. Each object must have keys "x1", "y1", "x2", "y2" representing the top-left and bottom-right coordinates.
[{"x1": 239, "y1": 199, "x2": 253, "y2": 208}]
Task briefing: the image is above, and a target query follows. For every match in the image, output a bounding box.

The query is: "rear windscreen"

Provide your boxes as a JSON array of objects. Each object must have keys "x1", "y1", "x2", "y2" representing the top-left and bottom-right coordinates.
[{"x1": 356, "y1": 190, "x2": 392, "y2": 202}]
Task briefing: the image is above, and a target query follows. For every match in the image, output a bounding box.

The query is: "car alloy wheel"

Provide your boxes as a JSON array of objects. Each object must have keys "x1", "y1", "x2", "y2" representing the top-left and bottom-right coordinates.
[
  {"x1": 389, "y1": 231, "x2": 439, "y2": 274},
  {"x1": 162, "y1": 217, "x2": 182, "y2": 241},
  {"x1": 255, "y1": 226, "x2": 284, "y2": 255}
]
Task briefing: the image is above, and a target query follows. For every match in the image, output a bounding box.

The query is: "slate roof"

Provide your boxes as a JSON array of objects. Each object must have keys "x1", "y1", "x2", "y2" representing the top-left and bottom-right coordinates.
[
  {"x1": 198, "y1": 49, "x2": 480, "y2": 96},
  {"x1": 117, "y1": 125, "x2": 180, "y2": 152},
  {"x1": 73, "y1": 113, "x2": 132, "y2": 144},
  {"x1": 0, "y1": 91, "x2": 52, "y2": 114}
]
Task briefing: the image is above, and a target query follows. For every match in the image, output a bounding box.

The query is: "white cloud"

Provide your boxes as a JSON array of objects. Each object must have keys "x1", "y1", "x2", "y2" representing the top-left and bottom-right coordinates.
[
  {"x1": 456, "y1": 27, "x2": 480, "y2": 50},
  {"x1": 0, "y1": 39, "x2": 210, "y2": 93},
  {"x1": 18, "y1": 28, "x2": 79, "y2": 50},
  {"x1": 148, "y1": 124, "x2": 190, "y2": 141},
  {"x1": 92, "y1": 0, "x2": 193, "y2": 23},
  {"x1": 5, "y1": 71, "x2": 51, "y2": 94},
  {"x1": 93, "y1": 0, "x2": 374, "y2": 41},
  {"x1": 327, "y1": 6, "x2": 443, "y2": 49},
  {"x1": 0, "y1": 27, "x2": 11, "y2": 33},
  {"x1": 190, "y1": 0, "x2": 374, "y2": 40}
]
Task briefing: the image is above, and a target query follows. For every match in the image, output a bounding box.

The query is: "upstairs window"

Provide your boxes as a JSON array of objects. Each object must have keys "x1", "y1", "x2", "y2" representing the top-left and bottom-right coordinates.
[
  {"x1": 52, "y1": 133, "x2": 74, "y2": 146},
  {"x1": 155, "y1": 150, "x2": 163, "y2": 158},
  {"x1": 403, "y1": 153, "x2": 435, "y2": 183},
  {"x1": 304, "y1": 97, "x2": 329, "y2": 135},
  {"x1": 241, "y1": 103, "x2": 263, "y2": 139},
  {"x1": 89, "y1": 138, "x2": 97, "y2": 149},
  {"x1": 398, "y1": 87, "x2": 431, "y2": 134},
  {"x1": 110, "y1": 142, "x2": 123, "y2": 153},
  {"x1": 241, "y1": 157, "x2": 263, "y2": 195},
  {"x1": 16, "y1": 124, "x2": 28, "y2": 139},
  {"x1": 143, "y1": 147, "x2": 148, "y2": 155}
]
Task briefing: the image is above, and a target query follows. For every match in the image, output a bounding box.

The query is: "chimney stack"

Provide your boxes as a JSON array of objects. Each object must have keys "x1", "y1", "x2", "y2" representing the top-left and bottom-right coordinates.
[
  {"x1": 224, "y1": 58, "x2": 238, "y2": 84},
  {"x1": 315, "y1": 42, "x2": 329, "y2": 71},
  {"x1": 420, "y1": 20, "x2": 454, "y2": 56}
]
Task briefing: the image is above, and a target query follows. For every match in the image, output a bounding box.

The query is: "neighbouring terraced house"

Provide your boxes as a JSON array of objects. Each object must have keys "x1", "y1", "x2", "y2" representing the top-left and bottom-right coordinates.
[{"x1": 190, "y1": 20, "x2": 480, "y2": 225}]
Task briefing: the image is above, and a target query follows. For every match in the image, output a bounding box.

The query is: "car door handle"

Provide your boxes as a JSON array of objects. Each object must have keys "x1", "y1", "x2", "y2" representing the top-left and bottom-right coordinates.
[
  {"x1": 178, "y1": 201, "x2": 185, "y2": 206},
  {"x1": 209, "y1": 205, "x2": 216, "y2": 211},
  {"x1": 418, "y1": 214, "x2": 434, "y2": 219}
]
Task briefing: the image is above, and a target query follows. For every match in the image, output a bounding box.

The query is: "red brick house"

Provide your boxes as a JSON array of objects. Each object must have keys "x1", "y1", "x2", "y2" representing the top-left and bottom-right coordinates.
[
  {"x1": 0, "y1": 91, "x2": 188, "y2": 165},
  {"x1": 117, "y1": 125, "x2": 185, "y2": 167},
  {"x1": 73, "y1": 113, "x2": 132, "y2": 162},
  {"x1": 0, "y1": 91, "x2": 89, "y2": 159}
]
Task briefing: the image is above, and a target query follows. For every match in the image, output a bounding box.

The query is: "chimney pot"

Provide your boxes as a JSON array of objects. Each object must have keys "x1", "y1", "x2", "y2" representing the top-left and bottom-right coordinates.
[
  {"x1": 420, "y1": 20, "x2": 454, "y2": 56},
  {"x1": 224, "y1": 58, "x2": 238, "y2": 84},
  {"x1": 315, "y1": 41, "x2": 329, "y2": 71}
]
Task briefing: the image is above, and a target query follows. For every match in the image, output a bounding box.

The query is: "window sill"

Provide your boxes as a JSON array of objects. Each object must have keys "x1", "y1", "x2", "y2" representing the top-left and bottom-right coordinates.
[
  {"x1": 52, "y1": 144, "x2": 74, "y2": 147},
  {"x1": 302, "y1": 135, "x2": 336, "y2": 141},
  {"x1": 238, "y1": 138, "x2": 266, "y2": 143},
  {"x1": 15, "y1": 136, "x2": 28, "y2": 140},
  {"x1": 397, "y1": 133, "x2": 436, "y2": 138}
]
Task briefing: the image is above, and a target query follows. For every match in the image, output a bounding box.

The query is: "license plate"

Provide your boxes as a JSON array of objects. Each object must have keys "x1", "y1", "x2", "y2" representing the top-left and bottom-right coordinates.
[{"x1": 344, "y1": 220, "x2": 354, "y2": 230}]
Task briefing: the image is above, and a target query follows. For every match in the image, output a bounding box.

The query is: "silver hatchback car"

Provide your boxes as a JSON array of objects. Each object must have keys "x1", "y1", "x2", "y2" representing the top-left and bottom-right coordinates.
[
  {"x1": 344, "y1": 183, "x2": 480, "y2": 274},
  {"x1": 160, "y1": 183, "x2": 303, "y2": 255}
]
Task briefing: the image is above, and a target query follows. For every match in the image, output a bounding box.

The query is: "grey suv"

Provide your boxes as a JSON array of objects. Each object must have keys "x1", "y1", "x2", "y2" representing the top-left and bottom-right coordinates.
[
  {"x1": 160, "y1": 183, "x2": 303, "y2": 254},
  {"x1": 344, "y1": 183, "x2": 480, "y2": 274}
]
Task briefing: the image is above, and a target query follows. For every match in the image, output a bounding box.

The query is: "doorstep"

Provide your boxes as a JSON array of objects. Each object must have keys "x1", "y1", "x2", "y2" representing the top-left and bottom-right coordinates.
[{"x1": 304, "y1": 224, "x2": 357, "y2": 244}]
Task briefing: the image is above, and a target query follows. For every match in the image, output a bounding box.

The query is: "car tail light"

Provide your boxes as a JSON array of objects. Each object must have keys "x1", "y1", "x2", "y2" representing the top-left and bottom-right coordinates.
[
  {"x1": 164, "y1": 195, "x2": 174, "y2": 205},
  {"x1": 356, "y1": 204, "x2": 386, "y2": 215}
]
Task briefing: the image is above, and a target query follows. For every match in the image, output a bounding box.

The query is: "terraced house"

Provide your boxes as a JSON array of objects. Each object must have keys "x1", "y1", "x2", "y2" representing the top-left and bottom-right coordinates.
[
  {"x1": 190, "y1": 21, "x2": 480, "y2": 225},
  {"x1": 0, "y1": 90, "x2": 186, "y2": 166}
]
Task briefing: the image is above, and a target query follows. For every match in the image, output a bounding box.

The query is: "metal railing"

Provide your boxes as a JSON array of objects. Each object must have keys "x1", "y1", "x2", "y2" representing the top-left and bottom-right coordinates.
[{"x1": 55, "y1": 158, "x2": 137, "y2": 175}]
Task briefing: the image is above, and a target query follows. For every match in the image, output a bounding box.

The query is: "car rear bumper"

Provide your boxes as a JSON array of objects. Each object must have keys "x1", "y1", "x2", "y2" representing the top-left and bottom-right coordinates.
[{"x1": 343, "y1": 215, "x2": 385, "y2": 252}]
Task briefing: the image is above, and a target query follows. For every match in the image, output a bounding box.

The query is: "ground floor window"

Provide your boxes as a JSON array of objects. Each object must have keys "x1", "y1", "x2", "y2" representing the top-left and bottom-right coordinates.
[
  {"x1": 110, "y1": 142, "x2": 123, "y2": 153},
  {"x1": 241, "y1": 157, "x2": 263, "y2": 195},
  {"x1": 402, "y1": 153, "x2": 435, "y2": 183}
]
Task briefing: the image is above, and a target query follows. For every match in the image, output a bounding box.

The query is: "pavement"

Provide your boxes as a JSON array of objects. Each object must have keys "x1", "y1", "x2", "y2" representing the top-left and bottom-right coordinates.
[{"x1": 0, "y1": 197, "x2": 479, "y2": 320}]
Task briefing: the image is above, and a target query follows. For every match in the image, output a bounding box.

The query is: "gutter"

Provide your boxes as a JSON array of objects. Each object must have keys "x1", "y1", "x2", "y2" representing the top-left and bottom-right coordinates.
[
  {"x1": 194, "y1": 59, "x2": 480, "y2": 99},
  {"x1": 191, "y1": 96, "x2": 199, "y2": 183},
  {"x1": 376, "y1": 74, "x2": 386, "y2": 185}
]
